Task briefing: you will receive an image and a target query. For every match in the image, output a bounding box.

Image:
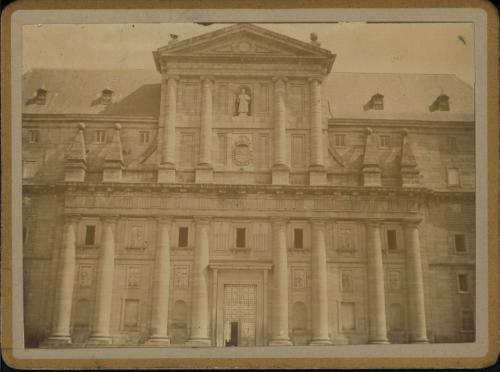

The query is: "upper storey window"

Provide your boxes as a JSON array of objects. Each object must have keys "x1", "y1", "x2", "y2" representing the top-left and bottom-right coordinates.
[
  {"x1": 99, "y1": 89, "x2": 114, "y2": 105},
  {"x1": 26, "y1": 88, "x2": 48, "y2": 106},
  {"x1": 430, "y1": 94, "x2": 450, "y2": 112},
  {"x1": 35, "y1": 88, "x2": 47, "y2": 105},
  {"x1": 29, "y1": 130, "x2": 39, "y2": 143},
  {"x1": 363, "y1": 93, "x2": 384, "y2": 111}
]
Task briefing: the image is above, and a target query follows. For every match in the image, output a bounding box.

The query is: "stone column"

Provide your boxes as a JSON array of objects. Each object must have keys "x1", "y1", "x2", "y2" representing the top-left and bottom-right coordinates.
[
  {"x1": 196, "y1": 76, "x2": 214, "y2": 183},
  {"x1": 310, "y1": 219, "x2": 332, "y2": 345},
  {"x1": 158, "y1": 75, "x2": 178, "y2": 183},
  {"x1": 366, "y1": 223, "x2": 389, "y2": 344},
  {"x1": 147, "y1": 218, "x2": 172, "y2": 345},
  {"x1": 87, "y1": 216, "x2": 117, "y2": 345},
  {"x1": 269, "y1": 218, "x2": 292, "y2": 345},
  {"x1": 309, "y1": 77, "x2": 327, "y2": 185},
  {"x1": 46, "y1": 215, "x2": 78, "y2": 344},
  {"x1": 186, "y1": 218, "x2": 211, "y2": 346},
  {"x1": 272, "y1": 77, "x2": 289, "y2": 185},
  {"x1": 405, "y1": 223, "x2": 429, "y2": 343}
]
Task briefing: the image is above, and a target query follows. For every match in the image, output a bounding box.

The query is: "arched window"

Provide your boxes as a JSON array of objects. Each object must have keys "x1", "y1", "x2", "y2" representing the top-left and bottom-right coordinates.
[
  {"x1": 292, "y1": 301, "x2": 307, "y2": 330},
  {"x1": 389, "y1": 303, "x2": 405, "y2": 331}
]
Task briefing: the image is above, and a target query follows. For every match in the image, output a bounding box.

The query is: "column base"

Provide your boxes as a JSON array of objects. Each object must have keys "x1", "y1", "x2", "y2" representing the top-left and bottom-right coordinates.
[
  {"x1": 309, "y1": 338, "x2": 332, "y2": 346},
  {"x1": 86, "y1": 336, "x2": 113, "y2": 345},
  {"x1": 40, "y1": 335, "x2": 72, "y2": 347},
  {"x1": 268, "y1": 338, "x2": 293, "y2": 346},
  {"x1": 309, "y1": 165, "x2": 327, "y2": 186},
  {"x1": 368, "y1": 339, "x2": 390, "y2": 345},
  {"x1": 331, "y1": 335, "x2": 350, "y2": 345},
  {"x1": 410, "y1": 338, "x2": 429, "y2": 344},
  {"x1": 195, "y1": 165, "x2": 213, "y2": 184},
  {"x1": 272, "y1": 165, "x2": 289, "y2": 185},
  {"x1": 158, "y1": 164, "x2": 176, "y2": 183},
  {"x1": 185, "y1": 338, "x2": 211, "y2": 347},
  {"x1": 145, "y1": 336, "x2": 171, "y2": 346}
]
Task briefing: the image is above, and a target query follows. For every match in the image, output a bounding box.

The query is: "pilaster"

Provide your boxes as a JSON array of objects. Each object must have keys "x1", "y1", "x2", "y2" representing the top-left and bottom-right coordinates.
[
  {"x1": 102, "y1": 124, "x2": 124, "y2": 183},
  {"x1": 43, "y1": 214, "x2": 79, "y2": 346},
  {"x1": 404, "y1": 222, "x2": 429, "y2": 343},
  {"x1": 269, "y1": 218, "x2": 292, "y2": 346},
  {"x1": 87, "y1": 216, "x2": 118, "y2": 345},
  {"x1": 196, "y1": 76, "x2": 214, "y2": 183},
  {"x1": 186, "y1": 218, "x2": 211, "y2": 346},
  {"x1": 146, "y1": 218, "x2": 172, "y2": 345},
  {"x1": 362, "y1": 128, "x2": 381, "y2": 187},
  {"x1": 64, "y1": 123, "x2": 87, "y2": 182},
  {"x1": 366, "y1": 222, "x2": 389, "y2": 344},
  {"x1": 158, "y1": 75, "x2": 178, "y2": 183},
  {"x1": 309, "y1": 77, "x2": 327, "y2": 186},
  {"x1": 272, "y1": 77, "x2": 289, "y2": 185}
]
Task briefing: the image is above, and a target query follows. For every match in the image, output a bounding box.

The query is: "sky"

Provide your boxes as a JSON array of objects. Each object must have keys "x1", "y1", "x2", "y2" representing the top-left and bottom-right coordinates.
[{"x1": 22, "y1": 22, "x2": 475, "y2": 85}]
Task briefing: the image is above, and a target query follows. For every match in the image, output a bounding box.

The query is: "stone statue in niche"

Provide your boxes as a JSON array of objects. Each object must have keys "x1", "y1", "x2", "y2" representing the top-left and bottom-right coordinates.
[{"x1": 236, "y1": 88, "x2": 251, "y2": 116}]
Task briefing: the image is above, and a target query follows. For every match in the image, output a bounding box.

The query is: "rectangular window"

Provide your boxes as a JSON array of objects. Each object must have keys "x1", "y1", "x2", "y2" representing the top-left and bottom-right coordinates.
[
  {"x1": 447, "y1": 137, "x2": 458, "y2": 152},
  {"x1": 461, "y1": 310, "x2": 474, "y2": 332},
  {"x1": 236, "y1": 228, "x2": 246, "y2": 248},
  {"x1": 29, "y1": 130, "x2": 39, "y2": 143},
  {"x1": 22, "y1": 161, "x2": 37, "y2": 179},
  {"x1": 123, "y1": 299, "x2": 140, "y2": 328},
  {"x1": 387, "y1": 229, "x2": 398, "y2": 251},
  {"x1": 178, "y1": 227, "x2": 188, "y2": 248},
  {"x1": 294, "y1": 228, "x2": 304, "y2": 249},
  {"x1": 139, "y1": 131, "x2": 150, "y2": 144},
  {"x1": 447, "y1": 168, "x2": 460, "y2": 186},
  {"x1": 380, "y1": 135, "x2": 390, "y2": 148},
  {"x1": 457, "y1": 273, "x2": 469, "y2": 293},
  {"x1": 96, "y1": 130, "x2": 105, "y2": 143},
  {"x1": 341, "y1": 302, "x2": 356, "y2": 331},
  {"x1": 291, "y1": 135, "x2": 305, "y2": 168},
  {"x1": 454, "y1": 234, "x2": 466, "y2": 253},
  {"x1": 335, "y1": 134, "x2": 346, "y2": 147},
  {"x1": 85, "y1": 225, "x2": 96, "y2": 246}
]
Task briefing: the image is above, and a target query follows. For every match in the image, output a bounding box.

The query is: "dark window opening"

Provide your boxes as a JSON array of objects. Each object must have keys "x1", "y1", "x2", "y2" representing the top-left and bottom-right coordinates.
[
  {"x1": 35, "y1": 88, "x2": 47, "y2": 105},
  {"x1": 226, "y1": 321, "x2": 239, "y2": 346},
  {"x1": 100, "y1": 89, "x2": 113, "y2": 105},
  {"x1": 387, "y1": 229, "x2": 397, "y2": 251},
  {"x1": 178, "y1": 227, "x2": 188, "y2": 248},
  {"x1": 29, "y1": 130, "x2": 39, "y2": 143},
  {"x1": 85, "y1": 225, "x2": 96, "y2": 246},
  {"x1": 23, "y1": 226, "x2": 28, "y2": 244},
  {"x1": 236, "y1": 228, "x2": 246, "y2": 248},
  {"x1": 458, "y1": 274, "x2": 469, "y2": 292},
  {"x1": 455, "y1": 234, "x2": 466, "y2": 253},
  {"x1": 461, "y1": 310, "x2": 474, "y2": 332},
  {"x1": 294, "y1": 228, "x2": 304, "y2": 249}
]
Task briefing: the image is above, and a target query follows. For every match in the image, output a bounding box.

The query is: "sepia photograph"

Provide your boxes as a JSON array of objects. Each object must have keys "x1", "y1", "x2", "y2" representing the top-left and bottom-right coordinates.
[{"x1": 1, "y1": 3, "x2": 497, "y2": 369}]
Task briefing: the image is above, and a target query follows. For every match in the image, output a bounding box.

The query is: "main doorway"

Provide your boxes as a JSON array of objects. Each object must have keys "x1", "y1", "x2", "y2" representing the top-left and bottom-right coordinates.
[{"x1": 223, "y1": 284, "x2": 257, "y2": 347}]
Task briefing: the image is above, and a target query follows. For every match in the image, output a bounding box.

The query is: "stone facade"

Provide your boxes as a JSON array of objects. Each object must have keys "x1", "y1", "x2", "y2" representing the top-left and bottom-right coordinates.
[{"x1": 22, "y1": 24, "x2": 475, "y2": 348}]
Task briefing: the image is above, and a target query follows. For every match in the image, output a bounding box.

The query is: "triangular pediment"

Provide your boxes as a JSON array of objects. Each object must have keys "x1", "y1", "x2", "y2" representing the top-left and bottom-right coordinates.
[{"x1": 156, "y1": 24, "x2": 333, "y2": 60}]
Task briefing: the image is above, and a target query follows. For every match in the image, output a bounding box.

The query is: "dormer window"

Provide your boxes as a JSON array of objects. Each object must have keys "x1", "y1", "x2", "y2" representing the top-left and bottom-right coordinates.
[
  {"x1": 99, "y1": 89, "x2": 113, "y2": 105},
  {"x1": 26, "y1": 88, "x2": 47, "y2": 106},
  {"x1": 430, "y1": 94, "x2": 450, "y2": 112},
  {"x1": 35, "y1": 88, "x2": 47, "y2": 105},
  {"x1": 364, "y1": 93, "x2": 384, "y2": 111}
]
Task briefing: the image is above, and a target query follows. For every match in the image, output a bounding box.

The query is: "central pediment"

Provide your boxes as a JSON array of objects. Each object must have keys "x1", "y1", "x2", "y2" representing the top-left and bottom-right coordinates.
[{"x1": 153, "y1": 24, "x2": 335, "y2": 73}]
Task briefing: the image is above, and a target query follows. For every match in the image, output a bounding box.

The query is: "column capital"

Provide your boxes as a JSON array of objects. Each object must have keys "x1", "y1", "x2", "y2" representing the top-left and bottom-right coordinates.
[
  {"x1": 272, "y1": 76, "x2": 288, "y2": 84},
  {"x1": 271, "y1": 217, "x2": 288, "y2": 225},
  {"x1": 366, "y1": 220, "x2": 383, "y2": 228},
  {"x1": 64, "y1": 213, "x2": 81, "y2": 223},
  {"x1": 403, "y1": 219, "x2": 422, "y2": 229},
  {"x1": 310, "y1": 218, "x2": 326, "y2": 227},
  {"x1": 200, "y1": 75, "x2": 215, "y2": 83},
  {"x1": 100, "y1": 215, "x2": 119, "y2": 224},
  {"x1": 195, "y1": 217, "x2": 211, "y2": 225},
  {"x1": 163, "y1": 74, "x2": 180, "y2": 82},
  {"x1": 157, "y1": 217, "x2": 173, "y2": 226},
  {"x1": 308, "y1": 76, "x2": 323, "y2": 84}
]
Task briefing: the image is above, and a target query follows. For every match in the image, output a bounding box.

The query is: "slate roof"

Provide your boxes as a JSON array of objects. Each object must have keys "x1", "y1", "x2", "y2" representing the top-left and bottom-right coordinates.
[{"x1": 22, "y1": 68, "x2": 474, "y2": 122}]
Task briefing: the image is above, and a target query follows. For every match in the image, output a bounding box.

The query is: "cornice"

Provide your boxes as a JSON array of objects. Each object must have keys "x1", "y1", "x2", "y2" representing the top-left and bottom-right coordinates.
[
  {"x1": 23, "y1": 113, "x2": 158, "y2": 123},
  {"x1": 328, "y1": 118, "x2": 475, "y2": 129},
  {"x1": 22, "y1": 181, "x2": 475, "y2": 201}
]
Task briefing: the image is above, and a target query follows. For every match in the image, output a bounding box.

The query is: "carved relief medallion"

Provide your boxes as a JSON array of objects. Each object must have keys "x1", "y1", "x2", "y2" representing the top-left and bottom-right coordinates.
[{"x1": 232, "y1": 136, "x2": 252, "y2": 166}]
